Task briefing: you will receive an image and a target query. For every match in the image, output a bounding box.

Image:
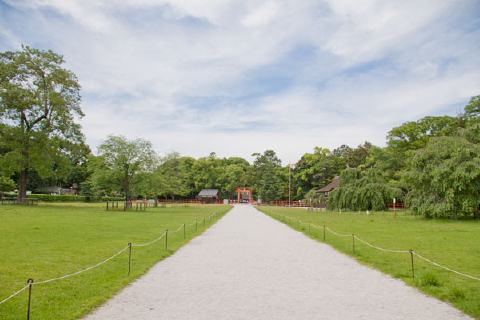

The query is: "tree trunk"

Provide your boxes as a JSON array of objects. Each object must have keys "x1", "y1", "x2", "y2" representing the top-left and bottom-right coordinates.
[
  {"x1": 18, "y1": 126, "x2": 29, "y2": 204},
  {"x1": 18, "y1": 167, "x2": 28, "y2": 203},
  {"x1": 123, "y1": 173, "x2": 130, "y2": 208}
]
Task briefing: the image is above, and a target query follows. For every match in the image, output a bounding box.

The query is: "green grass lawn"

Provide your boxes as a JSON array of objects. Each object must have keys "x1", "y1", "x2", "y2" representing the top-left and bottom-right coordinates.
[
  {"x1": 0, "y1": 202, "x2": 231, "y2": 319},
  {"x1": 258, "y1": 206, "x2": 480, "y2": 318}
]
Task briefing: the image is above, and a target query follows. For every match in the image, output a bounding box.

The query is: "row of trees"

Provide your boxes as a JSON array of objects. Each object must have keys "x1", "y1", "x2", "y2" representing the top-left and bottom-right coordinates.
[
  {"x1": 1, "y1": 46, "x2": 479, "y2": 217},
  {"x1": 328, "y1": 96, "x2": 480, "y2": 218}
]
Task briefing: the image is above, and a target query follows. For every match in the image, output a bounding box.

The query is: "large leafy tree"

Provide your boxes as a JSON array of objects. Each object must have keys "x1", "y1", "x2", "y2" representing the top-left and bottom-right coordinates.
[
  {"x1": 333, "y1": 142, "x2": 372, "y2": 168},
  {"x1": 464, "y1": 95, "x2": 480, "y2": 119},
  {"x1": 251, "y1": 150, "x2": 286, "y2": 202},
  {"x1": 220, "y1": 157, "x2": 251, "y2": 198},
  {"x1": 151, "y1": 153, "x2": 196, "y2": 199},
  {"x1": 405, "y1": 136, "x2": 480, "y2": 218},
  {"x1": 387, "y1": 116, "x2": 461, "y2": 153},
  {"x1": 0, "y1": 46, "x2": 83, "y2": 202},
  {"x1": 294, "y1": 147, "x2": 344, "y2": 198},
  {"x1": 93, "y1": 136, "x2": 156, "y2": 202},
  {"x1": 191, "y1": 152, "x2": 223, "y2": 192}
]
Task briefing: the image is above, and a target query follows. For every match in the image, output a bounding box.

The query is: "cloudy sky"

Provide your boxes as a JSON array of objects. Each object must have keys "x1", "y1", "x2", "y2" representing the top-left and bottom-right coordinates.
[{"x1": 1, "y1": 0, "x2": 479, "y2": 163}]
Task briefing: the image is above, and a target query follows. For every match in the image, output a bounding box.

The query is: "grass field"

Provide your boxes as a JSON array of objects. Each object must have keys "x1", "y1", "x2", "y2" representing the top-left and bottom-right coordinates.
[
  {"x1": 0, "y1": 202, "x2": 231, "y2": 320},
  {"x1": 258, "y1": 206, "x2": 480, "y2": 318}
]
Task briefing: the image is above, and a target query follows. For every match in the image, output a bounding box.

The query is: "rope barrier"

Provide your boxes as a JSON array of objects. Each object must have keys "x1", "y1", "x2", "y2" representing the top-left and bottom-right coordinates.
[
  {"x1": 275, "y1": 213, "x2": 480, "y2": 282},
  {"x1": 353, "y1": 236, "x2": 410, "y2": 254},
  {"x1": 0, "y1": 246, "x2": 129, "y2": 306},
  {"x1": 132, "y1": 232, "x2": 167, "y2": 247},
  {"x1": 413, "y1": 252, "x2": 480, "y2": 281},
  {"x1": 34, "y1": 246, "x2": 129, "y2": 285},
  {"x1": 0, "y1": 211, "x2": 224, "y2": 309},
  {"x1": 0, "y1": 285, "x2": 29, "y2": 306},
  {"x1": 325, "y1": 226, "x2": 351, "y2": 237},
  {"x1": 169, "y1": 225, "x2": 184, "y2": 234}
]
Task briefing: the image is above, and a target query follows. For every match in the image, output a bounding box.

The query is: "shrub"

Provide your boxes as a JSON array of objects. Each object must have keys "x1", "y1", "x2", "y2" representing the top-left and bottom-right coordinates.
[{"x1": 23, "y1": 194, "x2": 124, "y2": 202}]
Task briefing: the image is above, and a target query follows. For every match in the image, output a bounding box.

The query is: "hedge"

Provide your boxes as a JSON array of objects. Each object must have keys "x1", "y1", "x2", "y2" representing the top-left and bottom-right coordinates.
[{"x1": 2, "y1": 193, "x2": 124, "y2": 202}]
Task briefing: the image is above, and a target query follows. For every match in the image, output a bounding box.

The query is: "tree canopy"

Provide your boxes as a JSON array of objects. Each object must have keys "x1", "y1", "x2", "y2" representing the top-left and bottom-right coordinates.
[{"x1": 0, "y1": 46, "x2": 84, "y2": 202}]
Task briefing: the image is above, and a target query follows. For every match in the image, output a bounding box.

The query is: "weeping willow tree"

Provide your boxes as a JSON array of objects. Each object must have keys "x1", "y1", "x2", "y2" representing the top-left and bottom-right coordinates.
[{"x1": 328, "y1": 168, "x2": 401, "y2": 211}]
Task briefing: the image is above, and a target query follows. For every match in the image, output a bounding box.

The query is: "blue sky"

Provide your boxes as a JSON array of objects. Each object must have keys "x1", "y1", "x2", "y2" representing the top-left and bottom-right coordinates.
[{"x1": 1, "y1": 0, "x2": 479, "y2": 163}]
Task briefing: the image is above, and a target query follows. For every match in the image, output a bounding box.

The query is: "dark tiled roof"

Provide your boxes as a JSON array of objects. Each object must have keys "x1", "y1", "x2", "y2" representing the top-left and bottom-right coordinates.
[
  {"x1": 318, "y1": 176, "x2": 340, "y2": 192},
  {"x1": 198, "y1": 189, "x2": 219, "y2": 197}
]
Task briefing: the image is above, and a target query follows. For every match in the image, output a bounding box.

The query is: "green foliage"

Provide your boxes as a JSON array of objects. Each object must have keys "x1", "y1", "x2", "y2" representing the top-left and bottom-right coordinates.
[
  {"x1": 464, "y1": 95, "x2": 480, "y2": 119},
  {"x1": 387, "y1": 116, "x2": 461, "y2": 153},
  {"x1": 0, "y1": 46, "x2": 85, "y2": 201},
  {"x1": 0, "y1": 193, "x2": 123, "y2": 202},
  {"x1": 328, "y1": 168, "x2": 401, "y2": 211},
  {"x1": 419, "y1": 272, "x2": 441, "y2": 287},
  {"x1": 333, "y1": 142, "x2": 372, "y2": 168},
  {"x1": 293, "y1": 147, "x2": 344, "y2": 198},
  {"x1": 92, "y1": 135, "x2": 157, "y2": 200},
  {"x1": 303, "y1": 188, "x2": 325, "y2": 206},
  {"x1": 0, "y1": 176, "x2": 15, "y2": 192},
  {"x1": 405, "y1": 136, "x2": 480, "y2": 218},
  {"x1": 251, "y1": 150, "x2": 286, "y2": 201}
]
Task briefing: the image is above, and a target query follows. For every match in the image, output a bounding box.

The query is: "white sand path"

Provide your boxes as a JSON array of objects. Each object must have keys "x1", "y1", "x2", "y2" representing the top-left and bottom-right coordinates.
[{"x1": 84, "y1": 205, "x2": 470, "y2": 320}]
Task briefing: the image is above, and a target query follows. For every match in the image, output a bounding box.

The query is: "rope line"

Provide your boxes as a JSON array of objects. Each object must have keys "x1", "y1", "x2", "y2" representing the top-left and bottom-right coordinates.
[
  {"x1": 132, "y1": 232, "x2": 166, "y2": 247},
  {"x1": 169, "y1": 225, "x2": 184, "y2": 234},
  {"x1": 275, "y1": 213, "x2": 480, "y2": 282},
  {"x1": 35, "y1": 246, "x2": 129, "y2": 285},
  {"x1": 325, "y1": 226, "x2": 351, "y2": 237},
  {"x1": 413, "y1": 252, "x2": 480, "y2": 281},
  {"x1": 0, "y1": 285, "x2": 29, "y2": 306},
  {"x1": 353, "y1": 236, "x2": 409, "y2": 253},
  {"x1": 0, "y1": 211, "x2": 224, "y2": 306}
]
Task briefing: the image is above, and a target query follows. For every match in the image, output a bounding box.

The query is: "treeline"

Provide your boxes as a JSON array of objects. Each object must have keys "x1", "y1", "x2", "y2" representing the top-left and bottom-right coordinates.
[
  {"x1": 328, "y1": 96, "x2": 480, "y2": 218},
  {"x1": 1, "y1": 46, "x2": 479, "y2": 218}
]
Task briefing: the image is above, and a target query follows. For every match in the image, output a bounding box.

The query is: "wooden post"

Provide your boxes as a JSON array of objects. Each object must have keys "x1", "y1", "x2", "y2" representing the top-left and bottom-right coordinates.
[
  {"x1": 165, "y1": 229, "x2": 169, "y2": 251},
  {"x1": 26, "y1": 278, "x2": 33, "y2": 320},
  {"x1": 393, "y1": 197, "x2": 397, "y2": 218},
  {"x1": 323, "y1": 225, "x2": 326, "y2": 241},
  {"x1": 183, "y1": 223, "x2": 186, "y2": 239},
  {"x1": 128, "y1": 243, "x2": 132, "y2": 275},
  {"x1": 410, "y1": 250, "x2": 415, "y2": 279},
  {"x1": 352, "y1": 234, "x2": 356, "y2": 254}
]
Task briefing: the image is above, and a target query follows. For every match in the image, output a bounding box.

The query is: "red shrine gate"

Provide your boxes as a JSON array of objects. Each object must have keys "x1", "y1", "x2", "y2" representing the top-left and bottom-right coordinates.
[{"x1": 236, "y1": 187, "x2": 253, "y2": 203}]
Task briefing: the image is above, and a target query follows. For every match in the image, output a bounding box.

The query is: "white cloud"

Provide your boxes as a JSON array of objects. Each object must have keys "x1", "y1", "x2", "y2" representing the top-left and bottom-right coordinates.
[{"x1": 1, "y1": 0, "x2": 479, "y2": 163}]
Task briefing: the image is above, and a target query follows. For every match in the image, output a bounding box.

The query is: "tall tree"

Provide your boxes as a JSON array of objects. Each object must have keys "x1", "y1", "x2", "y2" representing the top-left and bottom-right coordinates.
[
  {"x1": 464, "y1": 95, "x2": 480, "y2": 119},
  {"x1": 251, "y1": 150, "x2": 286, "y2": 202},
  {"x1": 152, "y1": 153, "x2": 196, "y2": 199},
  {"x1": 95, "y1": 136, "x2": 156, "y2": 202},
  {"x1": 0, "y1": 46, "x2": 83, "y2": 202},
  {"x1": 405, "y1": 136, "x2": 480, "y2": 218},
  {"x1": 294, "y1": 147, "x2": 344, "y2": 198},
  {"x1": 387, "y1": 116, "x2": 461, "y2": 153}
]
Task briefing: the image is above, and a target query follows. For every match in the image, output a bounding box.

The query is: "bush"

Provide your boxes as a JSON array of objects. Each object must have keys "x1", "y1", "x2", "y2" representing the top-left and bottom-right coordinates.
[{"x1": 3, "y1": 194, "x2": 125, "y2": 202}]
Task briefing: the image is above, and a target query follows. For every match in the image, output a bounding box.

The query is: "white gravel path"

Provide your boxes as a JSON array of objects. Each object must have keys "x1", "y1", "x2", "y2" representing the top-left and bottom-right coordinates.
[{"x1": 84, "y1": 205, "x2": 470, "y2": 320}]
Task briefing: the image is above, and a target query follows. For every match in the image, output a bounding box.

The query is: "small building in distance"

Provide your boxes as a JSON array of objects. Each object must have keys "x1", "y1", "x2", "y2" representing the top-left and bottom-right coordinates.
[
  {"x1": 318, "y1": 176, "x2": 340, "y2": 197},
  {"x1": 197, "y1": 189, "x2": 219, "y2": 203}
]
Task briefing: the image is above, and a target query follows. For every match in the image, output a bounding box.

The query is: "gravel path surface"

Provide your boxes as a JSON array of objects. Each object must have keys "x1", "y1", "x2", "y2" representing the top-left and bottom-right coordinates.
[{"x1": 84, "y1": 205, "x2": 470, "y2": 320}]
